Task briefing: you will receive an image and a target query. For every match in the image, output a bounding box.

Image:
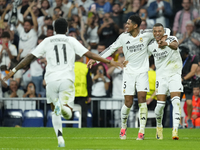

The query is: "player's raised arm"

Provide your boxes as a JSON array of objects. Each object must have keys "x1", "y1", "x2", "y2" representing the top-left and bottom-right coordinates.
[{"x1": 3, "y1": 54, "x2": 36, "y2": 81}]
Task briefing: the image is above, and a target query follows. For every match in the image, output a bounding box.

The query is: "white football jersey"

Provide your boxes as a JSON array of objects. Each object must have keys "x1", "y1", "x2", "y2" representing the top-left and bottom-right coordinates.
[
  {"x1": 99, "y1": 29, "x2": 170, "y2": 74},
  {"x1": 148, "y1": 36, "x2": 182, "y2": 77},
  {"x1": 31, "y1": 34, "x2": 88, "y2": 84}
]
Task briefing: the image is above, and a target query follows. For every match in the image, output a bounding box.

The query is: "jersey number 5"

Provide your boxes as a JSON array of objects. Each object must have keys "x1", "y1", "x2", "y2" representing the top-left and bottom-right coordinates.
[{"x1": 54, "y1": 44, "x2": 67, "y2": 65}]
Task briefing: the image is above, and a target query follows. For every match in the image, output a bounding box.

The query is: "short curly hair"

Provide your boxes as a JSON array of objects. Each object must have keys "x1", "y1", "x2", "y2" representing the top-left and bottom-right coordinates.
[{"x1": 54, "y1": 18, "x2": 68, "y2": 34}]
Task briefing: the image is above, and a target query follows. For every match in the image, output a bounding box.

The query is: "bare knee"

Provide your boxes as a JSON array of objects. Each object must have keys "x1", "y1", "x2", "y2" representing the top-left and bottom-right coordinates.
[
  {"x1": 138, "y1": 92, "x2": 147, "y2": 103},
  {"x1": 124, "y1": 95, "x2": 134, "y2": 108},
  {"x1": 186, "y1": 100, "x2": 192, "y2": 106}
]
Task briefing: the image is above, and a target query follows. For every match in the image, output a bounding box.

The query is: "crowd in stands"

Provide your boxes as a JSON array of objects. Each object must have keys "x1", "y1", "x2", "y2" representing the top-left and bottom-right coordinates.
[{"x1": 1, "y1": 0, "x2": 200, "y2": 127}]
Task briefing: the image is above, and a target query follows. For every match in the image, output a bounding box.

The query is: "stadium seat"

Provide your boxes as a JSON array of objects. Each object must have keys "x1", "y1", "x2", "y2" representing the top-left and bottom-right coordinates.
[
  {"x1": 2, "y1": 109, "x2": 23, "y2": 127},
  {"x1": 22, "y1": 110, "x2": 44, "y2": 127},
  {"x1": 135, "y1": 110, "x2": 156, "y2": 128},
  {"x1": 62, "y1": 104, "x2": 82, "y2": 128}
]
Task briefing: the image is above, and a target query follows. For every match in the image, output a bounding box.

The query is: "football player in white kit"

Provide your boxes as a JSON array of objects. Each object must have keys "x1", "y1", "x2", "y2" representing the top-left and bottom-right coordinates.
[
  {"x1": 3, "y1": 18, "x2": 123, "y2": 147},
  {"x1": 88, "y1": 15, "x2": 170, "y2": 140},
  {"x1": 148, "y1": 23, "x2": 183, "y2": 140}
]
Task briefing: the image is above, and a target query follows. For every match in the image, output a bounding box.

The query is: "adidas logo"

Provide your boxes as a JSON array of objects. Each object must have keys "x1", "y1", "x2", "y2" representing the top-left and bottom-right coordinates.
[
  {"x1": 141, "y1": 117, "x2": 146, "y2": 120},
  {"x1": 153, "y1": 49, "x2": 157, "y2": 52},
  {"x1": 179, "y1": 88, "x2": 182, "y2": 90},
  {"x1": 144, "y1": 88, "x2": 148, "y2": 90},
  {"x1": 126, "y1": 41, "x2": 130, "y2": 44}
]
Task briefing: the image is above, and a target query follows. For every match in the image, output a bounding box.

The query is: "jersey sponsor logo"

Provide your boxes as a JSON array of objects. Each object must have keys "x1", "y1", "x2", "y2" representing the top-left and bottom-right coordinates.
[
  {"x1": 153, "y1": 51, "x2": 168, "y2": 60},
  {"x1": 126, "y1": 41, "x2": 130, "y2": 44},
  {"x1": 153, "y1": 49, "x2": 157, "y2": 52},
  {"x1": 126, "y1": 44, "x2": 144, "y2": 53},
  {"x1": 140, "y1": 37, "x2": 143, "y2": 42}
]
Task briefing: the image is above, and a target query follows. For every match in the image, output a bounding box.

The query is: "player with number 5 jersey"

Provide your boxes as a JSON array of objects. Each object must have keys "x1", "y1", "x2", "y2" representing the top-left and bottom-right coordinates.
[{"x1": 87, "y1": 15, "x2": 171, "y2": 140}]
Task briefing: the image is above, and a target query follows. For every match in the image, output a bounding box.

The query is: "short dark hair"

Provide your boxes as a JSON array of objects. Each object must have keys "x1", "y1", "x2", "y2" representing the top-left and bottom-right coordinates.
[
  {"x1": 153, "y1": 23, "x2": 164, "y2": 28},
  {"x1": 1, "y1": 31, "x2": 10, "y2": 38},
  {"x1": 54, "y1": 18, "x2": 68, "y2": 34},
  {"x1": 38, "y1": 34, "x2": 46, "y2": 40},
  {"x1": 24, "y1": 19, "x2": 33, "y2": 26},
  {"x1": 128, "y1": 15, "x2": 142, "y2": 27},
  {"x1": 47, "y1": 25, "x2": 53, "y2": 30}
]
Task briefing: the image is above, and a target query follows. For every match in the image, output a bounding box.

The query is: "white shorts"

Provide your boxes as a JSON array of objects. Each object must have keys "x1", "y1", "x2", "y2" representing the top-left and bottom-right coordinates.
[
  {"x1": 122, "y1": 72, "x2": 149, "y2": 95},
  {"x1": 46, "y1": 79, "x2": 75, "y2": 108},
  {"x1": 156, "y1": 74, "x2": 183, "y2": 95}
]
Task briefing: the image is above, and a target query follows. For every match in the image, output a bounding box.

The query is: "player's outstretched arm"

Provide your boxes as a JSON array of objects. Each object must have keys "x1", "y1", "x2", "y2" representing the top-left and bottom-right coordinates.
[
  {"x1": 158, "y1": 40, "x2": 178, "y2": 50},
  {"x1": 85, "y1": 51, "x2": 123, "y2": 69},
  {"x1": 3, "y1": 54, "x2": 36, "y2": 81}
]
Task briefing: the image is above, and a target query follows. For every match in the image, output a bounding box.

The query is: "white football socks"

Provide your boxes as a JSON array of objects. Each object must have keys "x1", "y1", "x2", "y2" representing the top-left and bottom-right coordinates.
[
  {"x1": 138, "y1": 102, "x2": 148, "y2": 134},
  {"x1": 52, "y1": 112, "x2": 62, "y2": 137},
  {"x1": 155, "y1": 101, "x2": 165, "y2": 127},
  {"x1": 61, "y1": 105, "x2": 72, "y2": 120},
  {"x1": 171, "y1": 96, "x2": 181, "y2": 131},
  {"x1": 121, "y1": 104, "x2": 131, "y2": 129}
]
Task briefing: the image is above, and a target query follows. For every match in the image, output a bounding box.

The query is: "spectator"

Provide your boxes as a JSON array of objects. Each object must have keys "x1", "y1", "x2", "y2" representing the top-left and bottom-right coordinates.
[
  {"x1": 184, "y1": 85, "x2": 200, "y2": 128},
  {"x1": 48, "y1": 0, "x2": 69, "y2": 18},
  {"x1": 16, "y1": 3, "x2": 38, "y2": 60},
  {"x1": 38, "y1": 15, "x2": 53, "y2": 36},
  {"x1": 0, "y1": 19, "x2": 5, "y2": 45},
  {"x1": 68, "y1": 27, "x2": 78, "y2": 37},
  {"x1": 139, "y1": 8, "x2": 154, "y2": 29},
  {"x1": 40, "y1": 0, "x2": 50, "y2": 14},
  {"x1": 146, "y1": 56, "x2": 157, "y2": 111},
  {"x1": 126, "y1": 0, "x2": 141, "y2": 20},
  {"x1": 30, "y1": 35, "x2": 46, "y2": 96},
  {"x1": 107, "y1": 51, "x2": 124, "y2": 127},
  {"x1": 176, "y1": 20, "x2": 200, "y2": 59},
  {"x1": 52, "y1": 7, "x2": 64, "y2": 21},
  {"x1": 85, "y1": 12, "x2": 99, "y2": 52},
  {"x1": 111, "y1": 2, "x2": 124, "y2": 32},
  {"x1": 46, "y1": 25, "x2": 54, "y2": 37},
  {"x1": 23, "y1": 81, "x2": 38, "y2": 98},
  {"x1": 0, "y1": 31, "x2": 17, "y2": 70},
  {"x1": 91, "y1": 63, "x2": 110, "y2": 127},
  {"x1": 4, "y1": 79, "x2": 24, "y2": 98},
  {"x1": 98, "y1": 13, "x2": 119, "y2": 48},
  {"x1": 147, "y1": 0, "x2": 173, "y2": 28},
  {"x1": 89, "y1": 0, "x2": 112, "y2": 20},
  {"x1": 173, "y1": 0, "x2": 199, "y2": 36},
  {"x1": 140, "y1": 20, "x2": 147, "y2": 30},
  {"x1": 74, "y1": 55, "x2": 92, "y2": 127},
  {"x1": 180, "y1": 45, "x2": 198, "y2": 129},
  {"x1": 77, "y1": 0, "x2": 94, "y2": 23},
  {"x1": 67, "y1": 1, "x2": 79, "y2": 19}
]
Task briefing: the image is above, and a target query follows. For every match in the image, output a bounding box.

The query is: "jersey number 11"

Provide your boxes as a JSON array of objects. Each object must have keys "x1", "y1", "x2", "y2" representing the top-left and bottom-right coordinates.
[{"x1": 54, "y1": 44, "x2": 67, "y2": 65}]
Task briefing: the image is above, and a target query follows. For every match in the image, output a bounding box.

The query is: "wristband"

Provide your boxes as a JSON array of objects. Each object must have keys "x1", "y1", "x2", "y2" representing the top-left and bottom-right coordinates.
[
  {"x1": 12, "y1": 68, "x2": 16, "y2": 73},
  {"x1": 166, "y1": 41, "x2": 170, "y2": 46}
]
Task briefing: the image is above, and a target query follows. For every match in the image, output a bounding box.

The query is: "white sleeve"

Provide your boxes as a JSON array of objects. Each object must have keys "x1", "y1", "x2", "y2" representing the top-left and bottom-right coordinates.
[
  {"x1": 166, "y1": 36, "x2": 179, "y2": 44},
  {"x1": 99, "y1": 35, "x2": 123, "y2": 58},
  {"x1": 147, "y1": 46, "x2": 152, "y2": 56},
  {"x1": 31, "y1": 39, "x2": 46, "y2": 58},
  {"x1": 17, "y1": 24, "x2": 23, "y2": 33},
  {"x1": 71, "y1": 37, "x2": 88, "y2": 56},
  {"x1": 164, "y1": 28, "x2": 171, "y2": 36}
]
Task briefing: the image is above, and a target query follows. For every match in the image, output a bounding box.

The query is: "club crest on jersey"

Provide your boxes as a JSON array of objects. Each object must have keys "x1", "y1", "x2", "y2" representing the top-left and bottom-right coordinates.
[
  {"x1": 123, "y1": 89, "x2": 125, "y2": 93},
  {"x1": 140, "y1": 37, "x2": 143, "y2": 42}
]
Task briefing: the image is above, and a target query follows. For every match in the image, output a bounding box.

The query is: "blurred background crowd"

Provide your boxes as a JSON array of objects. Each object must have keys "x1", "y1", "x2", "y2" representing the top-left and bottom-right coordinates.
[{"x1": 1, "y1": 0, "x2": 200, "y2": 128}]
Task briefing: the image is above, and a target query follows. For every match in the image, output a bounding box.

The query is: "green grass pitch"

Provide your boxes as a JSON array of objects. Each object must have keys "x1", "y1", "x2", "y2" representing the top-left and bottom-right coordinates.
[{"x1": 0, "y1": 127, "x2": 199, "y2": 150}]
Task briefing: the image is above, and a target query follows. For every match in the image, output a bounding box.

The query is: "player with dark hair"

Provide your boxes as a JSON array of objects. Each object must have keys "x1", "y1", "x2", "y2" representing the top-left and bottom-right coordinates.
[
  {"x1": 88, "y1": 15, "x2": 171, "y2": 140},
  {"x1": 148, "y1": 23, "x2": 182, "y2": 140},
  {"x1": 3, "y1": 18, "x2": 123, "y2": 147}
]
